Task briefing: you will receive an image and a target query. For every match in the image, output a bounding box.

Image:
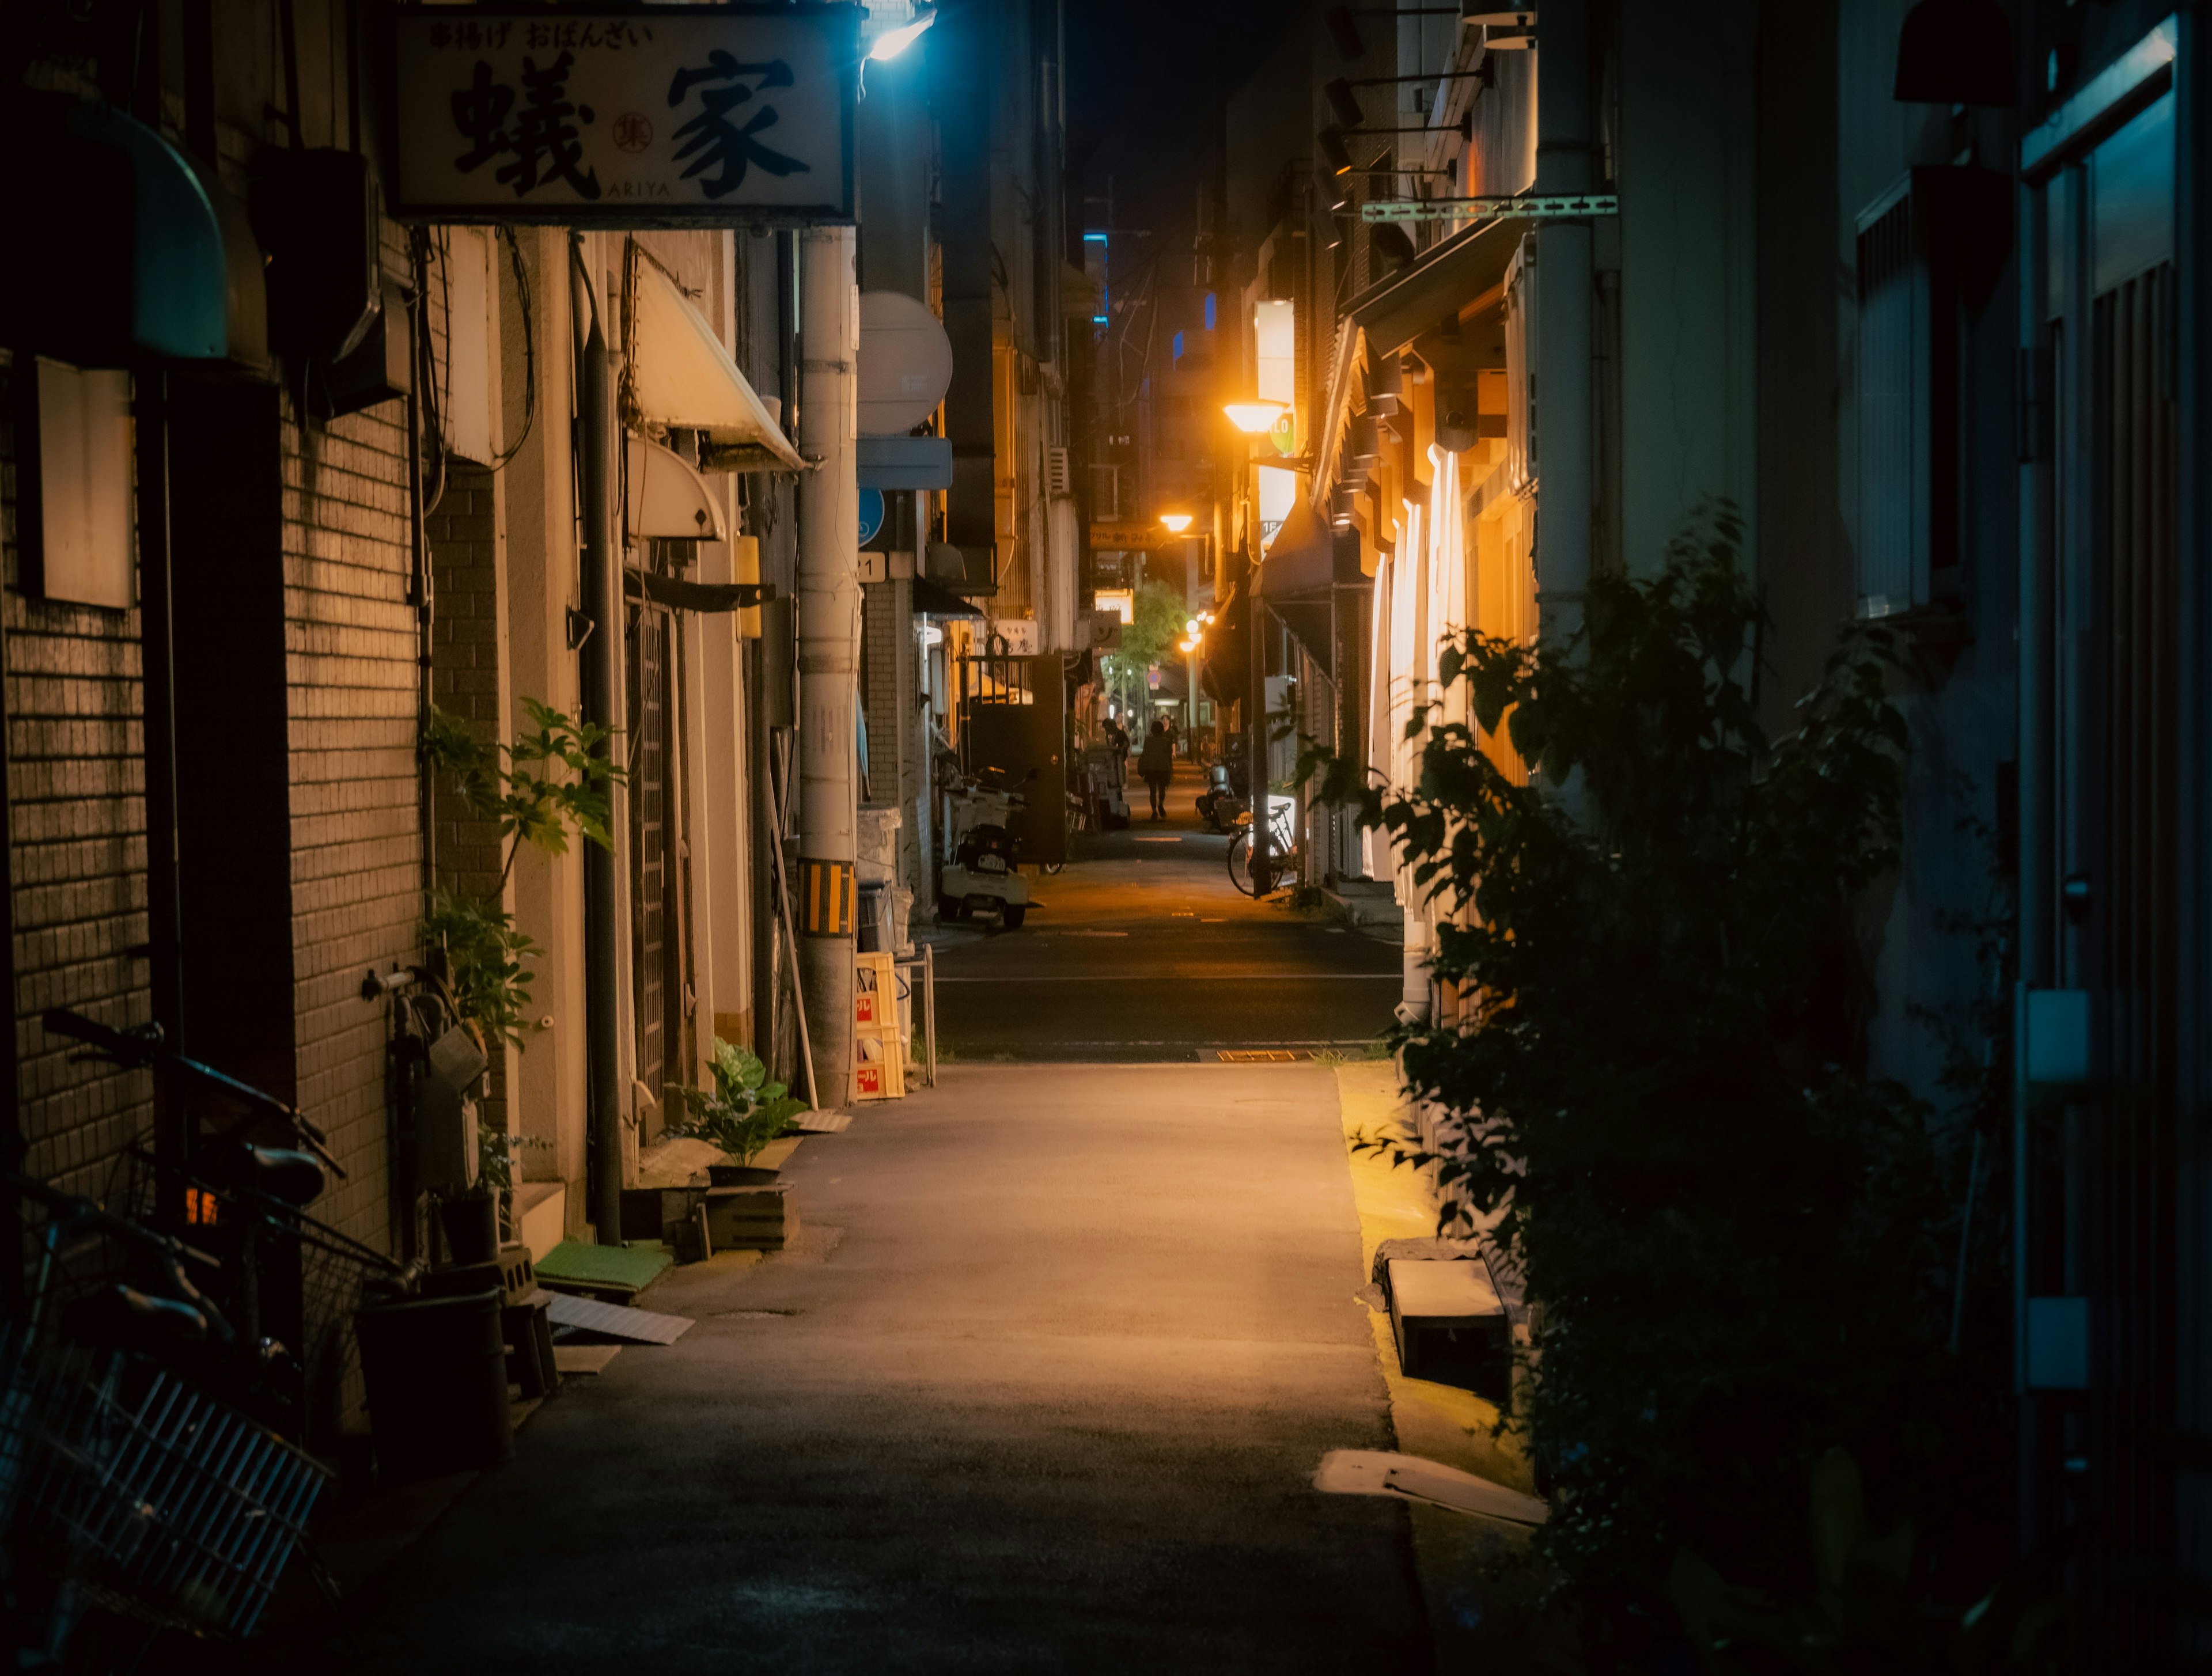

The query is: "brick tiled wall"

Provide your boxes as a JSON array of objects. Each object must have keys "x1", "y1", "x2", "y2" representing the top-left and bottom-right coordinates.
[
  {"x1": 426, "y1": 459, "x2": 512, "y2": 1136},
  {"x1": 282, "y1": 313, "x2": 427, "y2": 1256},
  {"x1": 0, "y1": 354, "x2": 156, "y2": 1199}
]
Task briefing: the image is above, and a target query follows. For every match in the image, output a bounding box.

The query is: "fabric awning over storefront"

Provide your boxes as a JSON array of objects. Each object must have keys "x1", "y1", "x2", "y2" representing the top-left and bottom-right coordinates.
[
  {"x1": 1256, "y1": 494, "x2": 1355, "y2": 680},
  {"x1": 628, "y1": 247, "x2": 806, "y2": 473},
  {"x1": 913, "y1": 575, "x2": 984, "y2": 617},
  {"x1": 1256, "y1": 492, "x2": 1339, "y2": 598},
  {"x1": 624, "y1": 568, "x2": 777, "y2": 613},
  {"x1": 1346, "y1": 214, "x2": 1522, "y2": 358}
]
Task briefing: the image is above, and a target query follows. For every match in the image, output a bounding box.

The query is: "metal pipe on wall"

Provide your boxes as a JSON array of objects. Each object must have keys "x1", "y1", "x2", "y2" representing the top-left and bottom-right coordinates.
[
  {"x1": 571, "y1": 236, "x2": 625, "y2": 1243},
  {"x1": 137, "y1": 373, "x2": 190, "y2": 1181},
  {"x1": 796, "y1": 225, "x2": 859, "y2": 1105}
]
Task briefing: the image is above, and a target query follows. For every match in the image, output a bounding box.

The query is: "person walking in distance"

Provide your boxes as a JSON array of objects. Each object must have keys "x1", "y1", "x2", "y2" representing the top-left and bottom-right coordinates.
[{"x1": 1138, "y1": 718, "x2": 1173, "y2": 821}]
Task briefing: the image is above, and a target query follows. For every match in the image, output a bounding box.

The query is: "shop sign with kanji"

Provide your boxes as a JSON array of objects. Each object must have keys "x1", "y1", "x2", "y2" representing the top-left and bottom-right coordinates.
[{"x1": 389, "y1": 4, "x2": 857, "y2": 223}]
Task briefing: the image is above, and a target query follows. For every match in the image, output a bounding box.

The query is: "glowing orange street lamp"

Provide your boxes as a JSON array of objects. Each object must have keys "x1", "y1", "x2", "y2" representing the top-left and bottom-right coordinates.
[
  {"x1": 1222, "y1": 400, "x2": 1288, "y2": 434},
  {"x1": 1158, "y1": 511, "x2": 1194, "y2": 534}
]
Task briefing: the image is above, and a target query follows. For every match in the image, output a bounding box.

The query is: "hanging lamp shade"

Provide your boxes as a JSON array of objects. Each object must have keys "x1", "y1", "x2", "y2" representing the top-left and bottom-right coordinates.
[
  {"x1": 1893, "y1": 0, "x2": 2015, "y2": 105},
  {"x1": 624, "y1": 435, "x2": 727, "y2": 541}
]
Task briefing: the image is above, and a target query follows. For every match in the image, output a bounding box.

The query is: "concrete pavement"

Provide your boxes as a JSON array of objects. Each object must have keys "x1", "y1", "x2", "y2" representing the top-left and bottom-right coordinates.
[{"x1": 313, "y1": 1064, "x2": 1429, "y2": 1673}]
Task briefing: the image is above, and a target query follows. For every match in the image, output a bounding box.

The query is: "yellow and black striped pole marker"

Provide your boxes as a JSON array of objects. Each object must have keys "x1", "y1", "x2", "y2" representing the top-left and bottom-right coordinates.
[{"x1": 801, "y1": 858, "x2": 856, "y2": 938}]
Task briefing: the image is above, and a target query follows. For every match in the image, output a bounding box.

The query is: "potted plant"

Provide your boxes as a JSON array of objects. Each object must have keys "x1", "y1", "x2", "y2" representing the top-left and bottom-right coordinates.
[{"x1": 668, "y1": 1038, "x2": 809, "y2": 1184}]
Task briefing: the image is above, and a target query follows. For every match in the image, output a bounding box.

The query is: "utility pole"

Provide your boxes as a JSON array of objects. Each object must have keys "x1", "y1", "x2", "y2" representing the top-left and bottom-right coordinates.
[{"x1": 796, "y1": 226, "x2": 859, "y2": 1105}]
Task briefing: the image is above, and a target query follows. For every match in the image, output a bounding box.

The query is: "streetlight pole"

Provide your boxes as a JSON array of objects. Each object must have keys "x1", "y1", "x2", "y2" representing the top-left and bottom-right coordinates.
[{"x1": 1249, "y1": 582, "x2": 1270, "y2": 894}]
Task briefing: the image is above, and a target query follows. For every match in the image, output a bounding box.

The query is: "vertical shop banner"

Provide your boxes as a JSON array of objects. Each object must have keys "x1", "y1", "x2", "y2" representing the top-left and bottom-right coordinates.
[{"x1": 389, "y1": 5, "x2": 857, "y2": 223}]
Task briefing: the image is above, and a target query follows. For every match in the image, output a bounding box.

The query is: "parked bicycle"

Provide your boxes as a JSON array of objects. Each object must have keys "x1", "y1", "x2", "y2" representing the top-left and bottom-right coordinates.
[
  {"x1": 1227, "y1": 795, "x2": 1301, "y2": 898},
  {"x1": 0, "y1": 1008, "x2": 403, "y2": 1666}
]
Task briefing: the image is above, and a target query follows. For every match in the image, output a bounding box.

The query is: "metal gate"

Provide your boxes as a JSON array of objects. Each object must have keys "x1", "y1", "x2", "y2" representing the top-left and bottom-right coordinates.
[
  {"x1": 627, "y1": 579, "x2": 689, "y2": 1129},
  {"x1": 955, "y1": 650, "x2": 1068, "y2": 866}
]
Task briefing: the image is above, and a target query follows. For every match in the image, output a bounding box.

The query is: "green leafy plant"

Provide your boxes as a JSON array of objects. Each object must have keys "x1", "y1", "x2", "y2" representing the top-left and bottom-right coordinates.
[
  {"x1": 424, "y1": 889, "x2": 540, "y2": 1050},
  {"x1": 1099, "y1": 579, "x2": 1190, "y2": 718},
  {"x1": 476, "y1": 1126, "x2": 551, "y2": 1197},
  {"x1": 1309, "y1": 507, "x2": 2006, "y2": 1638},
  {"x1": 666, "y1": 1037, "x2": 808, "y2": 1167},
  {"x1": 472, "y1": 1125, "x2": 553, "y2": 1234},
  {"x1": 422, "y1": 697, "x2": 620, "y2": 893},
  {"x1": 420, "y1": 699, "x2": 622, "y2": 1046}
]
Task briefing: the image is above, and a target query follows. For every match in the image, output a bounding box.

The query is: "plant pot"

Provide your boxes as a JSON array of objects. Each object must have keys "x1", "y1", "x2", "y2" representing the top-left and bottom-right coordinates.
[
  {"x1": 707, "y1": 1163, "x2": 779, "y2": 1186},
  {"x1": 437, "y1": 1192, "x2": 501, "y2": 1266}
]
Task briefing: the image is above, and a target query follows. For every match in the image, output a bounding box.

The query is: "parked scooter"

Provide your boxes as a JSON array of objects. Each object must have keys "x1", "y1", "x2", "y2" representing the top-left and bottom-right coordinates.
[
  {"x1": 1196, "y1": 759, "x2": 1249, "y2": 834},
  {"x1": 939, "y1": 764, "x2": 1033, "y2": 928}
]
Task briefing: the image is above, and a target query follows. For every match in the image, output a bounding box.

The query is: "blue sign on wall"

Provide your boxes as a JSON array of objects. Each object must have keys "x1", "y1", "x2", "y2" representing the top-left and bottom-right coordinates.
[{"x1": 857, "y1": 487, "x2": 885, "y2": 547}]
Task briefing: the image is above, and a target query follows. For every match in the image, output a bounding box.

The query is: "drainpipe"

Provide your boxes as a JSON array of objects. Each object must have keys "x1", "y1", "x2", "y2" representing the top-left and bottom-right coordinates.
[
  {"x1": 796, "y1": 226, "x2": 859, "y2": 1105},
  {"x1": 1532, "y1": 0, "x2": 1594, "y2": 653},
  {"x1": 571, "y1": 237, "x2": 625, "y2": 1243}
]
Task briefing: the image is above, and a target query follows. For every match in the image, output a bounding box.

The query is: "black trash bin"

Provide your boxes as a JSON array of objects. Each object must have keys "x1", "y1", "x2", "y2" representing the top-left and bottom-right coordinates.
[{"x1": 354, "y1": 1289, "x2": 513, "y2": 1482}]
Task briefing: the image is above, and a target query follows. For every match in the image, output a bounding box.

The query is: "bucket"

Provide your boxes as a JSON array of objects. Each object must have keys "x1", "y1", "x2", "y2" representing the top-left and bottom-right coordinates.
[
  {"x1": 354, "y1": 1290, "x2": 513, "y2": 1482},
  {"x1": 436, "y1": 1193, "x2": 501, "y2": 1265}
]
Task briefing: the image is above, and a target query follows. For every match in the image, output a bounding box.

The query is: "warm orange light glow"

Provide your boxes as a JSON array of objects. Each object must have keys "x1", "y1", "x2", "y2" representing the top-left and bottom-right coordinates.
[
  {"x1": 1158, "y1": 513, "x2": 1194, "y2": 534},
  {"x1": 1223, "y1": 400, "x2": 1288, "y2": 434}
]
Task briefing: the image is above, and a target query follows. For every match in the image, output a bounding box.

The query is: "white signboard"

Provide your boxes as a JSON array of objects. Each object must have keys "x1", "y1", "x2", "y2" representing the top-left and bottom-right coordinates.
[
  {"x1": 390, "y1": 5, "x2": 858, "y2": 224},
  {"x1": 990, "y1": 619, "x2": 1039, "y2": 657}
]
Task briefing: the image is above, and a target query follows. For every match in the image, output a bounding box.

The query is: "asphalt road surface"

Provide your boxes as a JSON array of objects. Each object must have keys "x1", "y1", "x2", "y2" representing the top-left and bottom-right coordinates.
[
  {"x1": 307, "y1": 1064, "x2": 1428, "y2": 1674},
  {"x1": 927, "y1": 760, "x2": 1403, "y2": 1060}
]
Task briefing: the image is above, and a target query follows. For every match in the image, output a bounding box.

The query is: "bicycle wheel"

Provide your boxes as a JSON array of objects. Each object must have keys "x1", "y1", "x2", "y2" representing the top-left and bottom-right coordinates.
[{"x1": 1228, "y1": 832, "x2": 1257, "y2": 896}]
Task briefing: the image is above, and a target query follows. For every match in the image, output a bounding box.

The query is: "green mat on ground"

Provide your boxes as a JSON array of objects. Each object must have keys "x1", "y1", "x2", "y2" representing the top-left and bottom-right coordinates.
[{"x1": 535, "y1": 1239, "x2": 673, "y2": 1296}]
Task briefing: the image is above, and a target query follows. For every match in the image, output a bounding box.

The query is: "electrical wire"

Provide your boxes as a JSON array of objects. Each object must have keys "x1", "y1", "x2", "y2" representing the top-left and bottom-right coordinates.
[{"x1": 488, "y1": 226, "x2": 537, "y2": 468}]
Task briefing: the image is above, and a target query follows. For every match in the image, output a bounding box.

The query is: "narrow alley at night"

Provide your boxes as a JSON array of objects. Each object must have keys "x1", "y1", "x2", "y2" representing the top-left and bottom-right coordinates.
[{"x1": 0, "y1": 0, "x2": 2202, "y2": 1669}]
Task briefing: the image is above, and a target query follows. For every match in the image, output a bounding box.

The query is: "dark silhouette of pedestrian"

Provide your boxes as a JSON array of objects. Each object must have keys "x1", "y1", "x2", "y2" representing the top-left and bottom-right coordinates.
[{"x1": 1138, "y1": 719, "x2": 1173, "y2": 820}]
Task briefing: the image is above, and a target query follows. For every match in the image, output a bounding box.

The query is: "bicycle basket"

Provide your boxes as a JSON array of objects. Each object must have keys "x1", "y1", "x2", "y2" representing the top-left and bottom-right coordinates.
[
  {"x1": 0, "y1": 1336, "x2": 331, "y2": 1638},
  {"x1": 116, "y1": 1146, "x2": 404, "y2": 1442}
]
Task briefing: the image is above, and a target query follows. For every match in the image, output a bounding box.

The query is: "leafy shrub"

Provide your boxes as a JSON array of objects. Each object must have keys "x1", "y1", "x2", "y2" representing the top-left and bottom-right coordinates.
[
  {"x1": 1323, "y1": 510, "x2": 1981, "y2": 1610},
  {"x1": 667, "y1": 1037, "x2": 808, "y2": 1166},
  {"x1": 423, "y1": 889, "x2": 540, "y2": 1050},
  {"x1": 420, "y1": 699, "x2": 621, "y2": 1047}
]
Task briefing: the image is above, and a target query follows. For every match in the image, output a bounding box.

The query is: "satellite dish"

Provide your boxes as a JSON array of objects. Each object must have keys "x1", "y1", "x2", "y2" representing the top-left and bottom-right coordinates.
[{"x1": 857, "y1": 291, "x2": 954, "y2": 437}]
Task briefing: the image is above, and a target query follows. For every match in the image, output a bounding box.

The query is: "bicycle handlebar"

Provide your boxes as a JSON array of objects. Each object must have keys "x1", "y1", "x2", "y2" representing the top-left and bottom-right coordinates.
[
  {"x1": 7, "y1": 1170, "x2": 236, "y2": 1344},
  {"x1": 42, "y1": 1008, "x2": 347, "y2": 1178}
]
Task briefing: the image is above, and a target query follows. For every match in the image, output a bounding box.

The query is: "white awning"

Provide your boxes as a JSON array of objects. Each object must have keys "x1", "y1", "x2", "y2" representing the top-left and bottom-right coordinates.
[
  {"x1": 625, "y1": 434, "x2": 726, "y2": 541},
  {"x1": 628, "y1": 247, "x2": 806, "y2": 473}
]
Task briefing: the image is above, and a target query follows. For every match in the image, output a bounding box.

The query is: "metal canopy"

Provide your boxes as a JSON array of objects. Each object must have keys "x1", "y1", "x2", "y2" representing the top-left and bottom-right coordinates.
[
  {"x1": 857, "y1": 435, "x2": 955, "y2": 488},
  {"x1": 627, "y1": 248, "x2": 805, "y2": 472},
  {"x1": 1256, "y1": 491, "x2": 1347, "y2": 599},
  {"x1": 1346, "y1": 213, "x2": 1524, "y2": 358},
  {"x1": 912, "y1": 575, "x2": 984, "y2": 618}
]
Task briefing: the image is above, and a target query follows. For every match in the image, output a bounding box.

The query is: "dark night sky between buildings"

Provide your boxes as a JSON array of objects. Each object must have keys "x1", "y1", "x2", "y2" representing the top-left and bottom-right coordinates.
[{"x1": 1063, "y1": 0, "x2": 1298, "y2": 267}]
